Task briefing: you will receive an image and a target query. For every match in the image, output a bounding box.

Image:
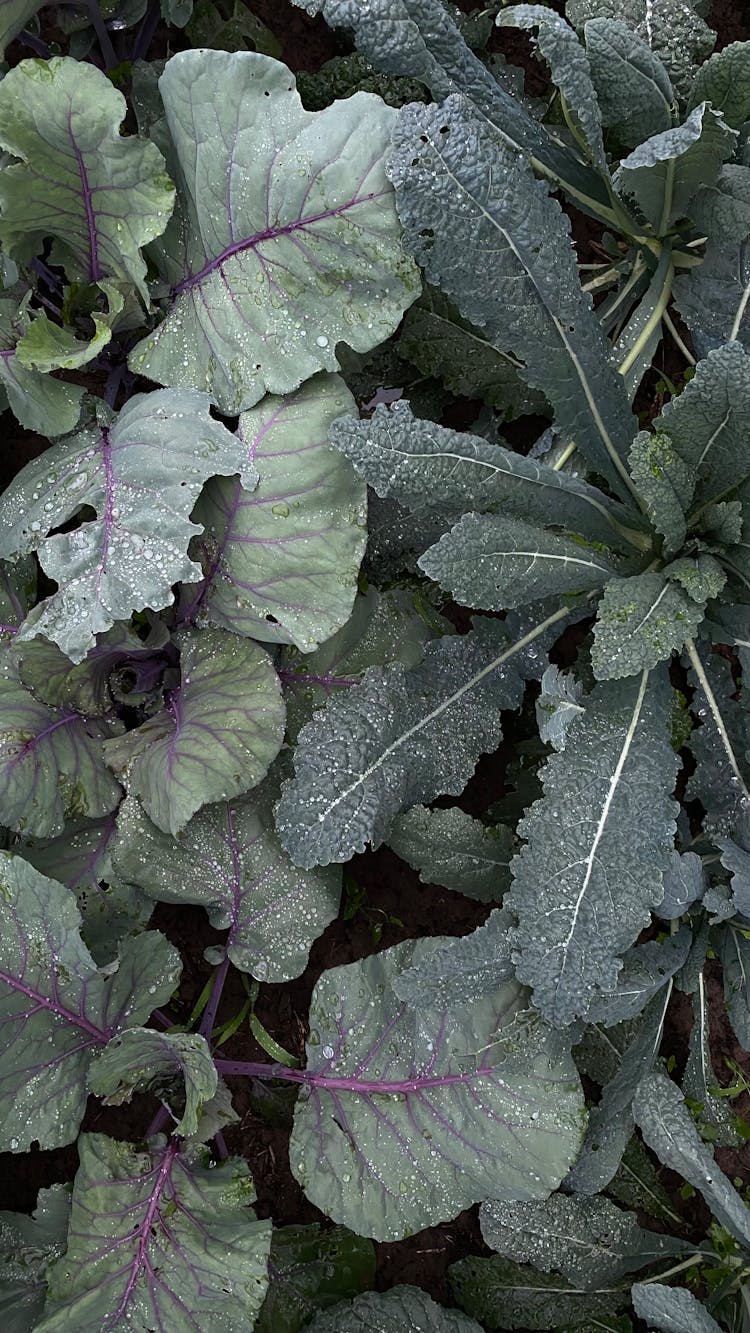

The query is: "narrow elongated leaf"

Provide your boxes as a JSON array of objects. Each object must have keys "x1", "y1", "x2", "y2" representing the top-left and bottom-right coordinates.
[
  {"x1": 0, "y1": 58, "x2": 173, "y2": 297},
  {"x1": 585, "y1": 19, "x2": 673, "y2": 151},
  {"x1": 306, "y1": 1286, "x2": 483, "y2": 1333},
  {"x1": 449, "y1": 1253, "x2": 631, "y2": 1331},
  {"x1": 290, "y1": 939, "x2": 584, "y2": 1240},
  {"x1": 719, "y1": 924, "x2": 750, "y2": 1049},
  {"x1": 688, "y1": 41, "x2": 750, "y2": 129},
  {"x1": 389, "y1": 96, "x2": 638, "y2": 501},
  {"x1": 685, "y1": 647, "x2": 750, "y2": 827},
  {"x1": 634, "y1": 1070, "x2": 750, "y2": 1248},
  {"x1": 0, "y1": 299, "x2": 83, "y2": 436},
  {"x1": 498, "y1": 6, "x2": 606, "y2": 169},
  {"x1": 129, "y1": 50, "x2": 419, "y2": 413},
  {"x1": 38, "y1": 1135, "x2": 271, "y2": 1332},
  {"x1": 330, "y1": 401, "x2": 639, "y2": 550},
  {"x1": 683, "y1": 975, "x2": 739, "y2": 1145},
  {"x1": 393, "y1": 909, "x2": 515, "y2": 1008},
  {"x1": 104, "y1": 627, "x2": 284, "y2": 836},
  {"x1": 584, "y1": 930, "x2": 693, "y2": 1026},
  {"x1": 388, "y1": 806, "x2": 513, "y2": 900},
  {"x1": 627, "y1": 431, "x2": 693, "y2": 559},
  {"x1": 592, "y1": 572, "x2": 704, "y2": 680},
  {"x1": 421, "y1": 513, "x2": 620, "y2": 612},
  {"x1": 255, "y1": 1224, "x2": 376, "y2": 1333},
  {"x1": 719, "y1": 836, "x2": 750, "y2": 917},
  {"x1": 0, "y1": 390, "x2": 251, "y2": 664},
  {"x1": 89, "y1": 1029, "x2": 218, "y2": 1137},
  {"x1": 614, "y1": 105, "x2": 735, "y2": 233},
  {"x1": 566, "y1": 0, "x2": 715, "y2": 99},
  {"x1": 479, "y1": 1195, "x2": 684, "y2": 1288},
  {"x1": 112, "y1": 786, "x2": 339, "y2": 981},
  {"x1": 191, "y1": 375, "x2": 367, "y2": 650},
  {"x1": 656, "y1": 344, "x2": 750, "y2": 514},
  {"x1": 608, "y1": 1136, "x2": 682, "y2": 1227},
  {"x1": 0, "y1": 1186, "x2": 70, "y2": 1333},
  {"x1": 675, "y1": 175, "x2": 750, "y2": 355},
  {"x1": 631, "y1": 1282, "x2": 724, "y2": 1333},
  {"x1": 276, "y1": 617, "x2": 528, "y2": 868},
  {"x1": 508, "y1": 668, "x2": 679, "y2": 1026},
  {"x1": 0, "y1": 651, "x2": 121, "y2": 838},
  {"x1": 0, "y1": 854, "x2": 180, "y2": 1150}
]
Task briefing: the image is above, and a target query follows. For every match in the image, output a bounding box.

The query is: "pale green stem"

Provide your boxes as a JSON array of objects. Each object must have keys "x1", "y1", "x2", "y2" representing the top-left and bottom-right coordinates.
[
  {"x1": 662, "y1": 308, "x2": 696, "y2": 366},
  {"x1": 552, "y1": 441, "x2": 577, "y2": 471},
  {"x1": 658, "y1": 157, "x2": 676, "y2": 238},
  {"x1": 617, "y1": 260, "x2": 674, "y2": 377}
]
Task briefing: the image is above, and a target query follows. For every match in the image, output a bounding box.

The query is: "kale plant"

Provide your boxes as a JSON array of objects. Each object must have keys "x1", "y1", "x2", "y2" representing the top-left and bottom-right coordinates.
[{"x1": 0, "y1": 0, "x2": 749, "y2": 1329}]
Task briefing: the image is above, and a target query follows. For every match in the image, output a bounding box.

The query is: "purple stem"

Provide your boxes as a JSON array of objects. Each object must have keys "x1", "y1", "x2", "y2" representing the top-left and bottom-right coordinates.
[
  {"x1": 199, "y1": 955, "x2": 231, "y2": 1041},
  {"x1": 131, "y1": 0, "x2": 160, "y2": 60},
  {"x1": 213, "y1": 1131, "x2": 228, "y2": 1160},
  {"x1": 150, "y1": 1009, "x2": 174, "y2": 1030},
  {"x1": 19, "y1": 28, "x2": 50, "y2": 57},
  {"x1": 146, "y1": 1105, "x2": 173, "y2": 1138},
  {"x1": 0, "y1": 624, "x2": 18, "y2": 636},
  {"x1": 214, "y1": 1058, "x2": 483, "y2": 1094},
  {"x1": 277, "y1": 670, "x2": 359, "y2": 689}
]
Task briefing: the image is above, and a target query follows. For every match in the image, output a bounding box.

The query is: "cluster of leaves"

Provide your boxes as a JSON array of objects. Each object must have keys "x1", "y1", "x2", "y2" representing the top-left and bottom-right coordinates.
[{"x1": 2, "y1": 0, "x2": 750, "y2": 1329}]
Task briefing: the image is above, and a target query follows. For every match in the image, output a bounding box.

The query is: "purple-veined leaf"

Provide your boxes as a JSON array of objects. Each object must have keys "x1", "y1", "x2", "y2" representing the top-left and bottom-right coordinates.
[
  {"x1": 191, "y1": 374, "x2": 367, "y2": 651},
  {"x1": 128, "y1": 49, "x2": 420, "y2": 413},
  {"x1": 89, "y1": 1029, "x2": 218, "y2": 1138},
  {"x1": 14, "y1": 619, "x2": 171, "y2": 718},
  {"x1": 112, "y1": 783, "x2": 339, "y2": 981},
  {"x1": 37, "y1": 1135, "x2": 271, "y2": 1332},
  {"x1": 286, "y1": 939, "x2": 584, "y2": 1241},
  {"x1": 0, "y1": 646, "x2": 122, "y2": 838},
  {"x1": 0, "y1": 57, "x2": 174, "y2": 298},
  {"x1": 0, "y1": 1184, "x2": 71, "y2": 1332},
  {"x1": 104, "y1": 627, "x2": 285, "y2": 836},
  {"x1": 0, "y1": 555, "x2": 34, "y2": 633},
  {"x1": 0, "y1": 298, "x2": 83, "y2": 437},
  {"x1": 0, "y1": 853, "x2": 181, "y2": 1150},
  {"x1": 0, "y1": 391, "x2": 256, "y2": 665}
]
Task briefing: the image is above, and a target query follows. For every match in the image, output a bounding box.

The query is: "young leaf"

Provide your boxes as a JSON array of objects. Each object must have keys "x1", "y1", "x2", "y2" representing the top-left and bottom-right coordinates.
[
  {"x1": 388, "y1": 805, "x2": 513, "y2": 900},
  {"x1": 536, "y1": 665, "x2": 585, "y2": 751},
  {"x1": 15, "y1": 282, "x2": 124, "y2": 373},
  {"x1": 276, "y1": 616, "x2": 529, "y2": 868},
  {"x1": 191, "y1": 374, "x2": 367, "y2": 651},
  {"x1": 614, "y1": 105, "x2": 736, "y2": 234},
  {"x1": 389, "y1": 96, "x2": 638, "y2": 501},
  {"x1": 688, "y1": 41, "x2": 750, "y2": 129},
  {"x1": 656, "y1": 341, "x2": 750, "y2": 511},
  {"x1": 104, "y1": 627, "x2": 284, "y2": 836},
  {"x1": 0, "y1": 650, "x2": 121, "y2": 838},
  {"x1": 0, "y1": 58, "x2": 174, "y2": 298},
  {"x1": 627, "y1": 431, "x2": 693, "y2": 559},
  {"x1": 421, "y1": 514, "x2": 620, "y2": 613},
  {"x1": 289, "y1": 939, "x2": 584, "y2": 1241},
  {"x1": 585, "y1": 19, "x2": 674, "y2": 152},
  {"x1": 112, "y1": 787, "x2": 339, "y2": 982},
  {"x1": 0, "y1": 1185, "x2": 70, "y2": 1332},
  {"x1": 633, "y1": 1069, "x2": 750, "y2": 1248},
  {"x1": 631, "y1": 1281, "x2": 724, "y2": 1333},
  {"x1": 591, "y1": 572, "x2": 705, "y2": 680},
  {"x1": 14, "y1": 619, "x2": 170, "y2": 718},
  {"x1": 0, "y1": 853, "x2": 181, "y2": 1151},
  {"x1": 89, "y1": 1029, "x2": 218, "y2": 1138},
  {"x1": 449, "y1": 1252, "x2": 631, "y2": 1331},
  {"x1": 255, "y1": 1224, "x2": 376, "y2": 1333},
  {"x1": 0, "y1": 390, "x2": 252, "y2": 664},
  {"x1": 305, "y1": 1285, "x2": 483, "y2": 1333},
  {"x1": 129, "y1": 49, "x2": 419, "y2": 413},
  {"x1": 479, "y1": 1194, "x2": 685, "y2": 1288},
  {"x1": 508, "y1": 668, "x2": 679, "y2": 1026},
  {"x1": 393, "y1": 909, "x2": 515, "y2": 1008},
  {"x1": 583, "y1": 930, "x2": 693, "y2": 1026},
  {"x1": 655, "y1": 851, "x2": 707, "y2": 920},
  {"x1": 0, "y1": 298, "x2": 84, "y2": 437},
  {"x1": 37, "y1": 1135, "x2": 271, "y2": 1331}
]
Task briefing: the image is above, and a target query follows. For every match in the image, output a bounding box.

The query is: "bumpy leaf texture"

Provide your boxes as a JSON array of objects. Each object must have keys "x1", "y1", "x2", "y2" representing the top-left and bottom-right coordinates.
[
  {"x1": 288, "y1": 940, "x2": 584, "y2": 1240},
  {"x1": 631, "y1": 1282, "x2": 723, "y2": 1333},
  {"x1": 37, "y1": 1136, "x2": 271, "y2": 1332},
  {"x1": 130, "y1": 49, "x2": 419, "y2": 412},
  {"x1": 0, "y1": 854, "x2": 180, "y2": 1151},
  {"x1": 306, "y1": 1285, "x2": 484, "y2": 1332},
  {"x1": 388, "y1": 806, "x2": 513, "y2": 900},
  {"x1": 508, "y1": 668, "x2": 679, "y2": 1026}
]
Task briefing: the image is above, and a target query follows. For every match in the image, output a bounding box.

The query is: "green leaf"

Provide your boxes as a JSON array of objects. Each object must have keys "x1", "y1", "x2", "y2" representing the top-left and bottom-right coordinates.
[
  {"x1": 508, "y1": 668, "x2": 679, "y2": 1026},
  {"x1": 0, "y1": 650, "x2": 121, "y2": 838},
  {"x1": 104, "y1": 628, "x2": 285, "y2": 837},
  {"x1": 389, "y1": 96, "x2": 638, "y2": 501},
  {"x1": 479, "y1": 1194, "x2": 685, "y2": 1288},
  {"x1": 330, "y1": 401, "x2": 640, "y2": 551},
  {"x1": 276, "y1": 617, "x2": 529, "y2": 868},
  {"x1": 584, "y1": 930, "x2": 693, "y2": 1026},
  {"x1": 112, "y1": 786, "x2": 339, "y2": 982},
  {"x1": 185, "y1": 0, "x2": 282, "y2": 55},
  {"x1": 89, "y1": 1029, "x2": 218, "y2": 1138},
  {"x1": 306, "y1": 1286, "x2": 484, "y2": 1332},
  {"x1": 633, "y1": 1069, "x2": 750, "y2": 1248},
  {"x1": 399, "y1": 288, "x2": 545, "y2": 416},
  {"x1": 632, "y1": 1283, "x2": 723, "y2": 1333},
  {"x1": 0, "y1": 298, "x2": 84, "y2": 436},
  {"x1": 421, "y1": 513, "x2": 620, "y2": 612},
  {"x1": 449, "y1": 1252, "x2": 631, "y2": 1331},
  {"x1": 627, "y1": 431, "x2": 693, "y2": 558},
  {"x1": 688, "y1": 41, "x2": 750, "y2": 129},
  {"x1": 536, "y1": 665, "x2": 585, "y2": 751},
  {"x1": 608, "y1": 1135, "x2": 683, "y2": 1226},
  {"x1": 0, "y1": 854, "x2": 181, "y2": 1151},
  {"x1": 614, "y1": 105, "x2": 736, "y2": 234},
  {"x1": 388, "y1": 805, "x2": 513, "y2": 900},
  {"x1": 37, "y1": 1136, "x2": 271, "y2": 1331},
  {"x1": 13, "y1": 618, "x2": 170, "y2": 718},
  {"x1": 719, "y1": 924, "x2": 750, "y2": 1049},
  {"x1": 255, "y1": 1224, "x2": 376, "y2": 1333},
  {"x1": 0, "y1": 0, "x2": 44, "y2": 58},
  {"x1": 0, "y1": 57, "x2": 174, "y2": 299},
  {"x1": 393, "y1": 908, "x2": 515, "y2": 1008},
  {"x1": 0, "y1": 389, "x2": 251, "y2": 664},
  {"x1": 129, "y1": 49, "x2": 419, "y2": 414},
  {"x1": 656, "y1": 851, "x2": 706, "y2": 920},
  {"x1": 685, "y1": 645, "x2": 750, "y2": 826},
  {"x1": 683, "y1": 975, "x2": 739, "y2": 1146},
  {"x1": 15, "y1": 282, "x2": 124, "y2": 373},
  {"x1": 566, "y1": 0, "x2": 715, "y2": 99},
  {"x1": 666, "y1": 555, "x2": 726, "y2": 604},
  {"x1": 0, "y1": 1186, "x2": 70, "y2": 1333},
  {"x1": 585, "y1": 19, "x2": 674, "y2": 152},
  {"x1": 498, "y1": 6, "x2": 606, "y2": 169},
  {"x1": 674, "y1": 173, "x2": 750, "y2": 354},
  {"x1": 290, "y1": 939, "x2": 584, "y2": 1240},
  {"x1": 191, "y1": 374, "x2": 367, "y2": 651},
  {"x1": 591, "y1": 572, "x2": 704, "y2": 680}
]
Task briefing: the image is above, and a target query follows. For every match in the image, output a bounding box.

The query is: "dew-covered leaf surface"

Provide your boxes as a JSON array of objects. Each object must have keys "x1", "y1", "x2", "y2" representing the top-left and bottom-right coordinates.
[{"x1": 89, "y1": 1028, "x2": 218, "y2": 1138}]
